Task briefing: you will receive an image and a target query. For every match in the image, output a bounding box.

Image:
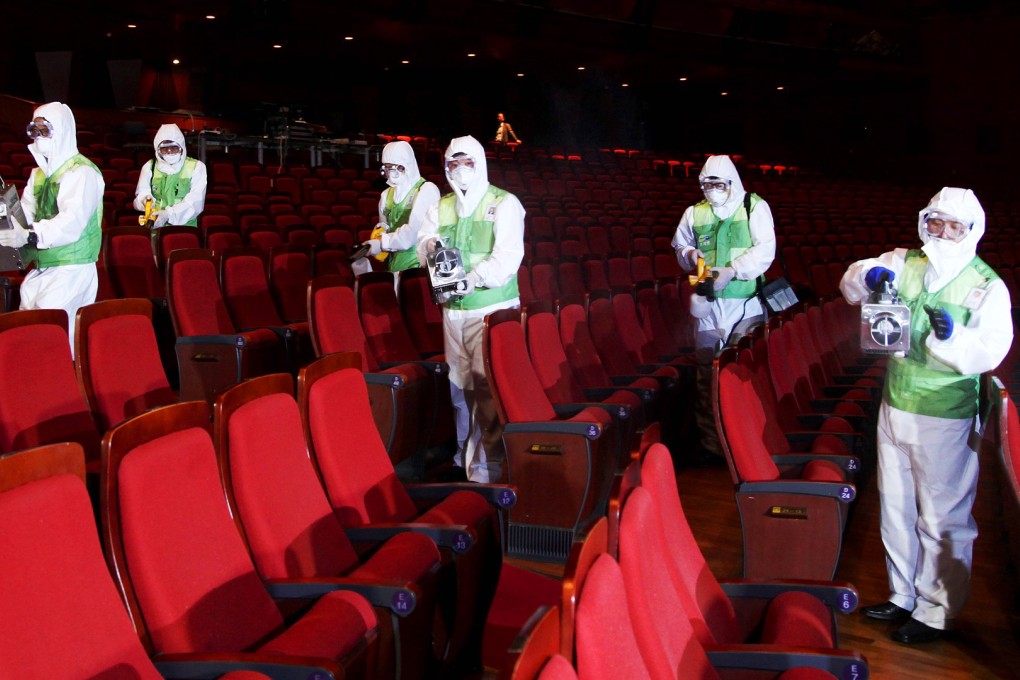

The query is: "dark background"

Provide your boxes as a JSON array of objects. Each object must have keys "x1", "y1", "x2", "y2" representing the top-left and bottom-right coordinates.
[{"x1": 1, "y1": 0, "x2": 1016, "y2": 186}]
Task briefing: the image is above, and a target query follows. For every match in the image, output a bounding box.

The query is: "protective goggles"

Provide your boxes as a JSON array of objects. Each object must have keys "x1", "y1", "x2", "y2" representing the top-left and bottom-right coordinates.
[
  {"x1": 924, "y1": 211, "x2": 971, "y2": 242},
  {"x1": 157, "y1": 141, "x2": 183, "y2": 155},
  {"x1": 379, "y1": 163, "x2": 405, "y2": 175},
  {"x1": 445, "y1": 155, "x2": 475, "y2": 172},
  {"x1": 700, "y1": 179, "x2": 731, "y2": 192},
  {"x1": 25, "y1": 120, "x2": 54, "y2": 139}
]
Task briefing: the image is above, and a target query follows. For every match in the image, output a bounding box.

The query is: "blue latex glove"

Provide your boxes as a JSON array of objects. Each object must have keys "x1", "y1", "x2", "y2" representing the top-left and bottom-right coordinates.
[
  {"x1": 924, "y1": 304, "x2": 953, "y2": 340},
  {"x1": 865, "y1": 266, "x2": 895, "y2": 291}
]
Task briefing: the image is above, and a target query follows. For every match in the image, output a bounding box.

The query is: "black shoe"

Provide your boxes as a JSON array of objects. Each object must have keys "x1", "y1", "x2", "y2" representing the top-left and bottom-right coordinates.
[
  {"x1": 891, "y1": 618, "x2": 943, "y2": 644},
  {"x1": 862, "y1": 601, "x2": 911, "y2": 621}
]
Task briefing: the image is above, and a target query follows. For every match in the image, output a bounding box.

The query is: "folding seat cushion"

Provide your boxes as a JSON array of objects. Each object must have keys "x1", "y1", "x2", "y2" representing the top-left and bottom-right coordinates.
[
  {"x1": 103, "y1": 401, "x2": 378, "y2": 678},
  {"x1": 167, "y1": 249, "x2": 283, "y2": 403},
  {"x1": 297, "y1": 352, "x2": 511, "y2": 673},
  {"x1": 639, "y1": 444, "x2": 857, "y2": 649},
  {"x1": 307, "y1": 276, "x2": 430, "y2": 461},
  {"x1": 617, "y1": 487, "x2": 866, "y2": 680},
  {"x1": 214, "y1": 374, "x2": 448, "y2": 679},
  {"x1": 0, "y1": 443, "x2": 280, "y2": 680},
  {"x1": 484, "y1": 311, "x2": 617, "y2": 562}
]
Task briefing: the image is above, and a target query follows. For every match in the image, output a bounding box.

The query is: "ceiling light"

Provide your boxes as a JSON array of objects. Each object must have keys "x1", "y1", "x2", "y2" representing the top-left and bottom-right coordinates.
[
  {"x1": 344, "y1": 36, "x2": 354, "y2": 41},
  {"x1": 516, "y1": 73, "x2": 524, "y2": 77},
  {"x1": 720, "y1": 91, "x2": 728, "y2": 96},
  {"x1": 172, "y1": 59, "x2": 180, "y2": 65},
  {"x1": 622, "y1": 83, "x2": 629, "y2": 87},
  {"x1": 577, "y1": 66, "x2": 586, "y2": 71},
  {"x1": 127, "y1": 24, "x2": 136, "y2": 29},
  {"x1": 678, "y1": 77, "x2": 687, "y2": 81},
  {"x1": 467, "y1": 53, "x2": 476, "y2": 57},
  {"x1": 776, "y1": 86, "x2": 785, "y2": 90},
  {"x1": 205, "y1": 15, "x2": 215, "y2": 20},
  {"x1": 273, "y1": 44, "x2": 282, "y2": 49},
  {"x1": 401, "y1": 60, "x2": 410, "y2": 64}
]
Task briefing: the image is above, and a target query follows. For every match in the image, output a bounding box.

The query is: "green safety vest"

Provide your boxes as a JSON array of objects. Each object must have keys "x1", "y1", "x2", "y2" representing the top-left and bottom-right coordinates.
[
  {"x1": 23, "y1": 155, "x2": 102, "y2": 268},
  {"x1": 885, "y1": 249, "x2": 999, "y2": 418},
  {"x1": 383, "y1": 178, "x2": 425, "y2": 272},
  {"x1": 691, "y1": 194, "x2": 761, "y2": 299},
  {"x1": 150, "y1": 157, "x2": 199, "y2": 227},
  {"x1": 437, "y1": 186, "x2": 519, "y2": 311}
]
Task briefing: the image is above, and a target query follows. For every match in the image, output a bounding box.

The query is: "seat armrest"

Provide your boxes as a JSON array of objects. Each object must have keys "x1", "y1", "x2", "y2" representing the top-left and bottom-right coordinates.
[
  {"x1": 718, "y1": 578, "x2": 859, "y2": 613},
  {"x1": 380, "y1": 359, "x2": 448, "y2": 375},
  {"x1": 553, "y1": 401, "x2": 631, "y2": 421},
  {"x1": 771, "y1": 453, "x2": 861, "y2": 474},
  {"x1": 265, "y1": 577, "x2": 421, "y2": 616},
  {"x1": 504, "y1": 419, "x2": 602, "y2": 440},
  {"x1": 705, "y1": 645, "x2": 869, "y2": 679},
  {"x1": 364, "y1": 371, "x2": 406, "y2": 389},
  {"x1": 737, "y1": 480, "x2": 856, "y2": 502},
  {"x1": 404, "y1": 482, "x2": 518, "y2": 509},
  {"x1": 344, "y1": 522, "x2": 476, "y2": 554},
  {"x1": 154, "y1": 653, "x2": 342, "y2": 679}
]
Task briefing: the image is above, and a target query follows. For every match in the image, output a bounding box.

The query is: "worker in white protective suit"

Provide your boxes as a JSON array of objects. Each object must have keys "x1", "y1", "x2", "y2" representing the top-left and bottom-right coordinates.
[
  {"x1": 417, "y1": 135, "x2": 526, "y2": 483},
  {"x1": 840, "y1": 187, "x2": 1013, "y2": 644},
  {"x1": 358, "y1": 140, "x2": 440, "y2": 286},
  {"x1": 132, "y1": 123, "x2": 207, "y2": 230},
  {"x1": 0, "y1": 102, "x2": 104, "y2": 353},
  {"x1": 670, "y1": 154, "x2": 776, "y2": 464}
]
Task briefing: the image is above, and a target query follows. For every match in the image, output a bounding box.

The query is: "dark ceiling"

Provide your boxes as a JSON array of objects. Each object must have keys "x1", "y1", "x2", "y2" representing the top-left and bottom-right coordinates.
[{"x1": 3, "y1": 0, "x2": 1017, "y2": 160}]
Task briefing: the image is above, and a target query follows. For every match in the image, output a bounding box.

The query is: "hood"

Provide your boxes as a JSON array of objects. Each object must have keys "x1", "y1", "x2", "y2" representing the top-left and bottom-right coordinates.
[
  {"x1": 917, "y1": 187, "x2": 985, "y2": 277},
  {"x1": 381, "y1": 140, "x2": 422, "y2": 201},
  {"x1": 28, "y1": 102, "x2": 78, "y2": 177},
  {"x1": 443, "y1": 135, "x2": 490, "y2": 217},
  {"x1": 153, "y1": 123, "x2": 187, "y2": 175},
  {"x1": 698, "y1": 155, "x2": 746, "y2": 219}
]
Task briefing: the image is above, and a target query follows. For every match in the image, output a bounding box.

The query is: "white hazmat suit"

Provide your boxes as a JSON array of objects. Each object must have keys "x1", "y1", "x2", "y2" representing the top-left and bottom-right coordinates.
[
  {"x1": 671, "y1": 155, "x2": 776, "y2": 458},
  {"x1": 132, "y1": 123, "x2": 207, "y2": 228},
  {"x1": 840, "y1": 187, "x2": 1013, "y2": 632},
  {"x1": 417, "y1": 135, "x2": 526, "y2": 483},
  {"x1": 2, "y1": 102, "x2": 104, "y2": 352}
]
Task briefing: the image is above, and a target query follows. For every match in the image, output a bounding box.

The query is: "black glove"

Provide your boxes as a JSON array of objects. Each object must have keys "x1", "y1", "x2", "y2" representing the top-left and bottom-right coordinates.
[{"x1": 923, "y1": 304, "x2": 954, "y2": 340}]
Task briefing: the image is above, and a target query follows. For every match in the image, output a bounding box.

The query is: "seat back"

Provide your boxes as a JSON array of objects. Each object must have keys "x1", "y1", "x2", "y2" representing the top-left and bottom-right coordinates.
[
  {"x1": 0, "y1": 442, "x2": 163, "y2": 678},
  {"x1": 616, "y1": 486, "x2": 719, "y2": 679},
  {"x1": 557, "y1": 300, "x2": 613, "y2": 388},
  {"x1": 212, "y1": 373, "x2": 360, "y2": 579},
  {"x1": 166, "y1": 248, "x2": 236, "y2": 336},
  {"x1": 572, "y1": 554, "x2": 653, "y2": 680},
  {"x1": 398, "y1": 268, "x2": 446, "y2": 356},
  {"x1": 718, "y1": 360, "x2": 781, "y2": 481},
  {"x1": 74, "y1": 298, "x2": 176, "y2": 432},
  {"x1": 101, "y1": 400, "x2": 288, "y2": 654},
  {"x1": 269, "y1": 244, "x2": 314, "y2": 323},
  {"x1": 484, "y1": 310, "x2": 558, "y2": 424},
  {"x1": 307, "y1": 275, "x2": 380, "y2": 371},
  {"x1": 103, "y1": 226, "x2": 164, "y2": 298},
  {"x1": 356, "y1": 271, "x2": 422, "y2": 363},
  {"x1": 154, "y1": 225, "x2": 201, "y2": 272},
  {"x1": 639, "y1": 443, "x2": 740, "y2": 645},
  {"x1": 587, "y1": 293, "x2": 638, "y2": 376},
  {"x1": 524, "y1": 307, "x2": 585, "y2": 405},
  {"x1": 0, "y1": 310, "x2": 102, "y2": 469},
  {"x1": 297, "y1": 352, "x2": 419, "y2": 525},
  {"x1": 219, "y1": 247, "x2": 286, "y2": 330}
]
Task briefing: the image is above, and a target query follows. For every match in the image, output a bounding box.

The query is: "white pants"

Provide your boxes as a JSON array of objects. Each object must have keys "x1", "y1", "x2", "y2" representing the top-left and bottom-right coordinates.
[
  {"x1": 443, "y1": 311, "x2": 504, "y2": 483},
  {"x1": 19, "y1": 264, "x2": 98, "y2": 357},
  {"x1": 876, "y1": 401, "x2": 979, "y2": 629}
]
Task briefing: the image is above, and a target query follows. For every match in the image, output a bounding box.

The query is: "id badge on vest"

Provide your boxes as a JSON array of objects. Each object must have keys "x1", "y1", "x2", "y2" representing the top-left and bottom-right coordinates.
[{"x1": 962, "y1": 286, "x2": 988, "y2": 310}]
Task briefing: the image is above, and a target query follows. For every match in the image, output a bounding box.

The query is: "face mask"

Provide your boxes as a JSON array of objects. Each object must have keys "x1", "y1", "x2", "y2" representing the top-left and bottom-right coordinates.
[
  {"x1": 451, "y1": 166, "x2": 475, "y2": 191},
  {"x1": 34, "y1": 138, "x2": 53, "y2": 156},
  {"x1": 705, "y1": 189, "x2": 728, "y2": 207},
  {"x1": 385, "y1": 168, "x2": 403, "y2": 186},
  {"x1": 161, "y1": 152, "x2": 182, "y2": 165}
]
